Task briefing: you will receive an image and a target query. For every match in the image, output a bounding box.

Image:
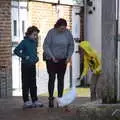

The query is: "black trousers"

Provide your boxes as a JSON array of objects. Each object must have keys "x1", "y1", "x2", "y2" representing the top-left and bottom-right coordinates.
[
  {"x1": 21, "y1": 63, "x2": 38, "y2": 102},
  {"x1": 46, "y1": 59, "x2": 67, "y2": 98}
]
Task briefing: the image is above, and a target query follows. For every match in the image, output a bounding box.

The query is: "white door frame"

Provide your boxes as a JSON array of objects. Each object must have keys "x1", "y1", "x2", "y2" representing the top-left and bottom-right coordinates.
[{"x1": 11, "y1": 0, "x2": 28, "y2": 96}]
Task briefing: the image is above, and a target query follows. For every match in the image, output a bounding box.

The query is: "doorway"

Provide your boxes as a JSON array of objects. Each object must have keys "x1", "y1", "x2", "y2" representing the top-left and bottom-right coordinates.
[{"x1": 11, "y1": 1, "x2": 28, "y2": 96}]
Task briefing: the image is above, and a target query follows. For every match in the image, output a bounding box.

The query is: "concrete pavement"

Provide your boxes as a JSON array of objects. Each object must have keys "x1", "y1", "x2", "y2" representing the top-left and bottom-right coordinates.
[{"x1": 0, "y1": 96, "x2": 90, "y2": 120}]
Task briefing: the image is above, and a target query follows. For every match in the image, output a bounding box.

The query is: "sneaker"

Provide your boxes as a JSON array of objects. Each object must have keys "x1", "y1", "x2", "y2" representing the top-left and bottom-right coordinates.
[
  {"x1": 32, "y1": 100, "x2": 43, "y2": 108},
  {"x1": 23, "y1": 101, "x2": 32, "y2": 109}
]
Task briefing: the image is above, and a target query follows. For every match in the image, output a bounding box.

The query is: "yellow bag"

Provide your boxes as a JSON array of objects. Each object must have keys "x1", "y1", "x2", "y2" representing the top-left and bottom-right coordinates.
[{"x1": 80, "y1": 41, "x2": 101, "y2": 79}]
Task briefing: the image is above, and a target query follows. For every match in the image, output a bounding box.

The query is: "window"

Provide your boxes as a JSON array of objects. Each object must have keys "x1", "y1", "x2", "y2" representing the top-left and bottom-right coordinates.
[{"x1": 13, "y1": 20, "x2": 17, "y2": 36}]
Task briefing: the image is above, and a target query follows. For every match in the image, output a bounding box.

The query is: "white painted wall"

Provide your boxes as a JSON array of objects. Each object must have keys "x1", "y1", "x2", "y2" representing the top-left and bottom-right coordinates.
[
  {"x1": 86, "y1": 0, "x2": 102, "y2": 53},
  {"x1": 84, "y1": 0, "x2": 102, "y2": 84}
]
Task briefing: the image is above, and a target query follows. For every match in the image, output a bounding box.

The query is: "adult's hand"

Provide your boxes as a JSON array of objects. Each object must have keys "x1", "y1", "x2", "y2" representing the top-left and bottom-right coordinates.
[
  {"x1": 25, "y1": 56, "x2": 30, "y2": 60},
  {"x1": 52, "y1": 57, "x2": 58, "y2": 63},
  {"x1": 66, "y1": 58, "x2": 71, "y2": 64}
]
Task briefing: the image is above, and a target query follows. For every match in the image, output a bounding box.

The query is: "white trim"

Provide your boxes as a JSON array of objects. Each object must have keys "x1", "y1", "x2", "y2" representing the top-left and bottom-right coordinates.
[
  {"x1": 12, "y1": 5, "x2": 27, "y2": 9},
  {"x1": 31, "y1": 0, "x2": 83, "y2": 6}
]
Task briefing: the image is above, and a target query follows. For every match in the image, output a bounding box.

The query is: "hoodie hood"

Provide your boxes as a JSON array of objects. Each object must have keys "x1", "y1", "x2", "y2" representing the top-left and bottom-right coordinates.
[
  {"x1": 80, "y1": 41, "x2": 96, "y2": 57},
  {"x1": 80, "y1": 41, "x2": 101, "y2": 76}
]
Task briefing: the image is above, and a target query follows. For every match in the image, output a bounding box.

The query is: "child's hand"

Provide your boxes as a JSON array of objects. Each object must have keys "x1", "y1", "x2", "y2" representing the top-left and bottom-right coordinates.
[
  {"x1": 25, "y1": 56, "x2": 30, "y2": 60},
  {"x1": 80, "y1": 75, "x2": 84, "y2": 81}
]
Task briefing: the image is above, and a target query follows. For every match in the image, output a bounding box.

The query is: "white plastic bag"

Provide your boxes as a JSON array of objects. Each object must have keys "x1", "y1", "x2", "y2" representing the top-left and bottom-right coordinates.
[
  {"x1": 56, "y1": 78, "x2": 77, "y2": 107},
  {"x1": 56, "y1": 87, "x2": 76, "y2": 107}
]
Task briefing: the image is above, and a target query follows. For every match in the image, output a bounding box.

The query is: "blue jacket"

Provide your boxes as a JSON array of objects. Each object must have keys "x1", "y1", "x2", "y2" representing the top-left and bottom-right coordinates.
[{"x1": 14, "y1": 37, "x2": 39, "y2": 65}]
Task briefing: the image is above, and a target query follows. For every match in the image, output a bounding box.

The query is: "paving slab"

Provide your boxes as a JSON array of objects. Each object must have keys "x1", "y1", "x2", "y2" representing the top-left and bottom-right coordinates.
[{"x1": 0, "y1": 96, "x2": 90, "y2": 120}]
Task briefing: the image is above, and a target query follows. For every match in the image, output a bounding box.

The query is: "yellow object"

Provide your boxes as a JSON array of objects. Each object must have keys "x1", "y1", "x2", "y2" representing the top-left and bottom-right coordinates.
[{"x1": 80, "y1": 41, "x2": 101, "y2": 79}]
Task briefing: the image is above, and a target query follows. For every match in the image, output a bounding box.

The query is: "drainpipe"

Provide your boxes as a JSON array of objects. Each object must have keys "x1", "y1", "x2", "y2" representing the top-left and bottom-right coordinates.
[
  {"x1": 83, "y1": 0, "x2": 87, "y2": 40},
  {"x1": 116, "y1": 0, "x2": 120, "y2": 101}
]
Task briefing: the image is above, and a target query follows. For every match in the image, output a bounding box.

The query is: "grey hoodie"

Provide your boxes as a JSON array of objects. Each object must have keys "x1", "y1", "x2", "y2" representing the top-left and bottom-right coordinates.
[{"x1": 43, "y1": 28, "x2": 74, "y2": 60}]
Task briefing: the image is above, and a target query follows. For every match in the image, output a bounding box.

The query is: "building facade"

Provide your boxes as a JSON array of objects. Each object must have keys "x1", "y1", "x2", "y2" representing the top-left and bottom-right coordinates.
[
  {"x1": 0, "y1": 0, "x2": 12, "y2": 97},
  {"x1": 0, "y1": 0, "x2": 82, "y2": 97}
]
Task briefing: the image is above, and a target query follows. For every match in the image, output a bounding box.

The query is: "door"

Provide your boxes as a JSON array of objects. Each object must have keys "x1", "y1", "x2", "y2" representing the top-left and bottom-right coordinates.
[{"x1": 11, "y1": 1, "x2": 28, "y2": 96}]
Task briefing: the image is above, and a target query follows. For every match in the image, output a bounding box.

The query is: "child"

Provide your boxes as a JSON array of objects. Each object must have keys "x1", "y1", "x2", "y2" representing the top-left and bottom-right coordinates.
[
  {"x1": 79, "y1": 41, "x2": 102, "y2": 101},
  {"x1": 14, "y1": 26, "x2": 43, "y2": 108}
]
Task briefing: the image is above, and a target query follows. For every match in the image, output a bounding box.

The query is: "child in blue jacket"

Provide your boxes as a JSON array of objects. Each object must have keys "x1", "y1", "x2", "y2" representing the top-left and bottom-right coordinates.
[{"x1": 14, "y1": 26, "x2": 43, "y2": 108}]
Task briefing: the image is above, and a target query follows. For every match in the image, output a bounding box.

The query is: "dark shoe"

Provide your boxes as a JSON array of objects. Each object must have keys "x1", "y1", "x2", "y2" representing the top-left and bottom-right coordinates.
[{"x1": 48, "y1": 97, "x2": 54, "y2": 108}]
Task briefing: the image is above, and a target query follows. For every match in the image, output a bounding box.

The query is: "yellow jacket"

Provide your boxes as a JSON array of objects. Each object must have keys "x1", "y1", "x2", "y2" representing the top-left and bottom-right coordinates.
[{"x1": 80, "y1": 41, "x2": 101, "y2": 78}]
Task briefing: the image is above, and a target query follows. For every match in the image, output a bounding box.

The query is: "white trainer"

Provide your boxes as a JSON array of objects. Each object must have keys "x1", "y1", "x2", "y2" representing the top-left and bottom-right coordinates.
[
  {"x1": 23, "y1": 101, "x2": 32, "y2": 109},
  {"x1": 32, "y1": 100, "x2": 43, "y2": 107}
]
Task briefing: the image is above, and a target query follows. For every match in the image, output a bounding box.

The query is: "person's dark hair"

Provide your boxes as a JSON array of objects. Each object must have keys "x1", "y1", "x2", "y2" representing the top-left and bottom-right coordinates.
[
  {"x1": 54, "y1": 18, "x2": 67, "y2": 28},
  {"x1": 25, "y1": 26, "x2": 40, "y2": 37}
]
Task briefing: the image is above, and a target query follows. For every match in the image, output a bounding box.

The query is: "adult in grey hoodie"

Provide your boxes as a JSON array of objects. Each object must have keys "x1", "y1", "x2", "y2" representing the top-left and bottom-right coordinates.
[{"x1": 43, "y1": 18, "x2": 74, "y2": 108}]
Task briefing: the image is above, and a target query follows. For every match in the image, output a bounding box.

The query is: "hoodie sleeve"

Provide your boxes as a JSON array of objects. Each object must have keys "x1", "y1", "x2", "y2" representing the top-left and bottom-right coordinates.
[
  {"x1": 67, "y1": 31, "x2": 74, "y2": 59},
  {"x1": 43, "y1": 30, "x2": 55, "y2": 59},
  {"x1": 81, "y1": 55, "x2": 89, "y2": 78},
  {"x1": 92, "y1": 55, "x2": 102, "y2": 75},
  {"x1": 14, "y1": 40, "x2": 26, "y2": 59}
]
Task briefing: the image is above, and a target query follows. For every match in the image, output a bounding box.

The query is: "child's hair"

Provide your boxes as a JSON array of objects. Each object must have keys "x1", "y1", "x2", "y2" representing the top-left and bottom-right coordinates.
[
  {"x1": 54, "y1": 18, "x2": 67, "y2": 28},
  {"x1": 25, "y1": 26, "x2": 40, "y2": 37}
]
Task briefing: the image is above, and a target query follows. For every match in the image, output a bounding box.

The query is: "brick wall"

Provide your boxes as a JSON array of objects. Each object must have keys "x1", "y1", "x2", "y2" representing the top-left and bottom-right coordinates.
[{"x1": 0, "y1": 0, "x2": 12, "y2": 97}]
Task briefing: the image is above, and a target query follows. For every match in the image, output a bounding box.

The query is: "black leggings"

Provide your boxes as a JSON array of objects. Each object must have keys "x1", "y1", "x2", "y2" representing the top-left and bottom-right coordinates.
[
  {"x1": 46, "y1": 59, "x2": 67, "y2": 98},
  {"x1": 21, "y1": 63, "x2": 38, "y2": 102}
]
